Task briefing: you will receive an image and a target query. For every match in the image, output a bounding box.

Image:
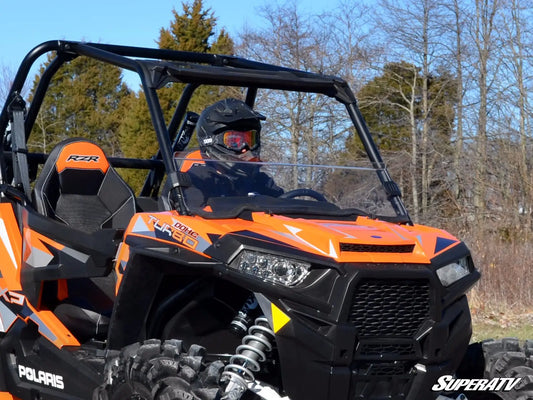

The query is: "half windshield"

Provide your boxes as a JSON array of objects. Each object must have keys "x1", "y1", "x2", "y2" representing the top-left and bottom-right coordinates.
[
  {"x1": 174, "y1": 153, "x2": 400, "y2": 221},
  {"x1": 155, "y1": 87, "x2": 408, "y2": 222}
]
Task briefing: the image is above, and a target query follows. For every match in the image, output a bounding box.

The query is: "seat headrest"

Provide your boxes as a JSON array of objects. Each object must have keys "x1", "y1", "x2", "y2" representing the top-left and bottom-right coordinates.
[
  {"x1": 32, "y1": 138, "x2": 136, "y2": 231},
  {"x1": 54, "y1": 141, "x2": 110, "y2": 173}
]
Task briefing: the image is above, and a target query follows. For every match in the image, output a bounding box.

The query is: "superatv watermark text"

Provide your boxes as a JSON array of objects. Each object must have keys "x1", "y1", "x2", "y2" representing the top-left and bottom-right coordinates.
[
  {"x1": 432, "y1": 375, "x2": 521, "y2": 392},
  {"x1": 66, "y1": 154, "x2": 100, "y2": 162},
  {"x1": 18, "y1": 365, "x2": 64, "y2": 390},
  {"x1": 148, "y1": 215, "x2": 199, "y2": 249}
]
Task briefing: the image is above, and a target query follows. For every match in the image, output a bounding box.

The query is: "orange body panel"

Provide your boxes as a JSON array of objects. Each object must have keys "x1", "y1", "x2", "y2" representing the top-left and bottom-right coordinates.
[
  {"x1": 0, "y1": 205, "x2": 79, "y2": 347},
  {"x1": 125, "y1": 212, "x2": 224, "y2": 256},
  {"x1": 20, "y1": 229, "x2": 80, "y2": 347},
  {"x1": 0, "y1": 204, "x2": 23, "y2": 291},
  {"x1": 22, "y1": 229, "x2": 65, "y2": 266},
  {"x1": 20, "y1": 307, "x2": 80, "y2": 348},
  {"x1": 175, "y1": 149, "x2": 205, "y2": 172},
  {"x1": 0, "y1": 281, "x2": 80, "y2": 347},
  {"x1": 114, "y1": 242, "x2": 130, "y2": 294},
  {"x1": 123, "y1": 210, "x2": 459, "y2": 266},
  {"x1": 0, "y1": 392, "x2": 19, "y2": 399}
]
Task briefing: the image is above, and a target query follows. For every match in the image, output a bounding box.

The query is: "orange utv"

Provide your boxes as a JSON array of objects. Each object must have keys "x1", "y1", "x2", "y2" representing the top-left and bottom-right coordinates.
[{"x1": 0, "y1": 41, "x2": 480, "y2": 400}]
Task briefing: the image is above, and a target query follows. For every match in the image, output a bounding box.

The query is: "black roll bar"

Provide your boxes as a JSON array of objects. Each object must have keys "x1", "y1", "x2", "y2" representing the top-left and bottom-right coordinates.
[{"x1": 0, "y1": 40, "x2": 410, "y2": 220}]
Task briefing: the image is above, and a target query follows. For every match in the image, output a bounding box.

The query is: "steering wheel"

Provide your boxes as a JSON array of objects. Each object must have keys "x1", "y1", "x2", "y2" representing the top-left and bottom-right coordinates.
[{"x1": 279, "y1": 188, "x2": 327, "y2": 202}]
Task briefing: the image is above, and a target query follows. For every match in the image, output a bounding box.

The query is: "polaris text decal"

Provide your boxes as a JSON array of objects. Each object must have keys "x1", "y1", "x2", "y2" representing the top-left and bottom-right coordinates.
[
  {"x1": 18, "y1": 365, "x2": 64, "y2": 390},
  {"x1": 432, "y1": 375, "x2": 521, "y2": 392},
  {"x1": 148, "y1": 215, "x2": 199, "y2": 249}
]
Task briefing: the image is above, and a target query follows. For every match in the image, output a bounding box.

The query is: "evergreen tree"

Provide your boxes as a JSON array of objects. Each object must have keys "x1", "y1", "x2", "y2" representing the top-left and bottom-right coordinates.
[
  {"x1": 29, "y1": 55, "x2": 129, "y2": 155},
  {"x1": 345, "y1": 61, "x2": 456, "y2": 154},
  {"x1": 353, "y1": 62, "x2": 422, "y2": 152},
  {"x1": 118, "y1": 0, "x2": 235, "y2": 191},
  {"x1": 155, "y1": 0, "x2": 236, "y2": 119},
  {"x1": 158, "y1": 0, "x2": 215, "y2": 52},
  {"x1": 117, "y1": 92, "x2": 156, "y2": 160}
]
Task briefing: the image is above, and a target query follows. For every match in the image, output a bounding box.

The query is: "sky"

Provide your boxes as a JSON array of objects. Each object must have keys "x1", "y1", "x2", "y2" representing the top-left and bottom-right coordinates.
[{"x1": 0, "y1": 0, "x2": 325, "y2": 73}]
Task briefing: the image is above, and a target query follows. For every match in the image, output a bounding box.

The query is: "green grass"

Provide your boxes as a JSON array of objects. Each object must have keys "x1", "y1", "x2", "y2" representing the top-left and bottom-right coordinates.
[{"x1": 471, "y1": 318, "x2": 533, "y2": 343}]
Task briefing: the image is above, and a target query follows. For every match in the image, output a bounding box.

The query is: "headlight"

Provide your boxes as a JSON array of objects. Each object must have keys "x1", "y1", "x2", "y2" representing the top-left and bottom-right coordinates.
[
  {"x1": 436, "y1": 257, "x2": 471, "y2": 287},
  {"x1": 230, "y1": 250, "x2": 311, "y2": 287}
]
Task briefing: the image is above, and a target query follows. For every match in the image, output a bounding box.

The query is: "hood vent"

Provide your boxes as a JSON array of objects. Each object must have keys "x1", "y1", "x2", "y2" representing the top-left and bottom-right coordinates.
[{"x1": 340, "y1": 243, "x2": 415, "y2": 253}]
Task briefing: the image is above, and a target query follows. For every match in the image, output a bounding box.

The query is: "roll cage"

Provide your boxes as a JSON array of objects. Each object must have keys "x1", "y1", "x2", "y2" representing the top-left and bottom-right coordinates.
[{"x1": 0, "y1": 40, "x2": 409, "y2": 220}]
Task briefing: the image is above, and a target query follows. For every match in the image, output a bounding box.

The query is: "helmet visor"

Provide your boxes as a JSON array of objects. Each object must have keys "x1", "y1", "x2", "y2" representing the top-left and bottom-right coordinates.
[{"x1": 221, "y1": 130, "x2": 259, "y2": 152}]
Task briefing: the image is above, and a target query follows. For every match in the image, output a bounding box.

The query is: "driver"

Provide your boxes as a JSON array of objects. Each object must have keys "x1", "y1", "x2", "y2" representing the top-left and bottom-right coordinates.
[{"x1": 180, "y1": 98, "x2": 283, "y2": 205}]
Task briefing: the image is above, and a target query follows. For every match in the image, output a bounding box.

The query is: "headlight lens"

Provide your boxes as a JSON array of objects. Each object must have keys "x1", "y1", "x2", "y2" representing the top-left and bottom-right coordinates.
[
  {"x1": 230, "y1": 250, "x2": 311, "y2": 287},
  {"x1": 436, "y1": 257, "x2": 471, "y2": 287}
]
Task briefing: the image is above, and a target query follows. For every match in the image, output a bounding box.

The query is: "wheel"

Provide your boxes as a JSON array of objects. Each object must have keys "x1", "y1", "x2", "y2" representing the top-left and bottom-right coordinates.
[
  {"x1": 482, "y1": 338, "x2": 533, "y2": 400},
  {"x1": 94, "y1": 339, "x2": 224, "y2": 400},
  {"x1": 279, "y1": 188, "x2": 327, "y2": 202}
]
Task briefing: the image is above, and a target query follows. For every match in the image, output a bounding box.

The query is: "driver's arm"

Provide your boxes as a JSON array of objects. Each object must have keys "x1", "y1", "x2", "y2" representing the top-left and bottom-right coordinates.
[
  {"x1": 256, "y1": 172, "x2": 284, "y2": 197},
  {"x1": 186, "y1": 165, "x2": 230, "y2": 206}
]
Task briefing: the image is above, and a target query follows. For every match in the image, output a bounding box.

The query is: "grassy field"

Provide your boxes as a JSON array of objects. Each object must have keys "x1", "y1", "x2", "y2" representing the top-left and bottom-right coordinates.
[{"x1": 471, "y1": 312, "x2": 533, "y2": 342}]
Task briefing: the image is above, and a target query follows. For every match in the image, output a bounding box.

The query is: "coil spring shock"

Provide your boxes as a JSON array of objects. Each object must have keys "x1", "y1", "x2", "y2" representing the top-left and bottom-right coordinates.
[{"x1": 222, "y1": 316, "x2": 275, "y2": 400}]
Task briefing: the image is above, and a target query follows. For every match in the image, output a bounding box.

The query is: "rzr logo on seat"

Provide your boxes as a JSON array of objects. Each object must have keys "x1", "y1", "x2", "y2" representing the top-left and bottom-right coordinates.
[{"x1": 66, "y1": 154, "x2": 100, "y2": 162}]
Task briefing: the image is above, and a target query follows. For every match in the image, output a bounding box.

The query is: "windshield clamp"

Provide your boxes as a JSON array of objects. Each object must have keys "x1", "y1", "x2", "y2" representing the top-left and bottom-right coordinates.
[{"x1": 167, "y1": 171, "x2": 191, "y2": 215}]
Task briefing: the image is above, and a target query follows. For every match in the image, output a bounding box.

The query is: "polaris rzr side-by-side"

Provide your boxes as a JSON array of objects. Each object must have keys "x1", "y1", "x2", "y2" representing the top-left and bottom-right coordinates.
[{"x1": 0, "y1": 41, "x2": 482, "y2": 400}]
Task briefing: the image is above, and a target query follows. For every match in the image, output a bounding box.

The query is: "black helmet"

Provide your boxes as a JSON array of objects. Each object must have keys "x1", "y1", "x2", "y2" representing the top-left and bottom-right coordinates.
[{"x1": 197, "y1": 98, "x2": 266, "y2": 162}]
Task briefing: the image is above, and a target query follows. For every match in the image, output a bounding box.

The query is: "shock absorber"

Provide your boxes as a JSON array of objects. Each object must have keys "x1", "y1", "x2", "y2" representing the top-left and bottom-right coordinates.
[
  {"x1": 222, "y1": 317, "x2": 275, "y2": 400},
  {"x1": 230, "y1": 295, "x2": 259, "y2": 337}
]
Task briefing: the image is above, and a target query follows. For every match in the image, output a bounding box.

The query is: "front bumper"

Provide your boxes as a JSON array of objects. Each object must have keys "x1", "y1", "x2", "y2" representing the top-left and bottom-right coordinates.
[{"x1": 269, "y1": 271, "x2": 477, "y2": 400}]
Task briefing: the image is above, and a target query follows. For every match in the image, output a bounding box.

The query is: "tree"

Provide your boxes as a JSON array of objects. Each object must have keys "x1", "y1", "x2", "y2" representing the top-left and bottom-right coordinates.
[
  {"x1": 441, "y1": 0, "x2": 469, "y2": 213},
  {"x1": 28, "y1": 55, "x2": 129, "y2": 155},
  {"x1": 319, "y1": 0, "x2": 379, "y2": 92},
  {"x1": 352, "y1": 61, "x2": 457, "y2": 221},
  {"x1": 156, "y1": 0, "x2": 235, "y2": 118},
  {"x1": 118, "y1": 0, "x2": 235, "y2": 191},
  {"x1": 373, "y1": 0, "x2": 459, "y2": 222},
  {"x1": 470, "y1": 0, "x2": 501, "y2": 222},
  {"x1": 158, "y1": 0, "x2": 216, "y2": 52},
  {"x1": 356, "y1": 62, "x2": 420, "y2": 153},
  {"x1": 498, "y1": 0, "x2": 533, "y2": 233},
  {"x1": 0, "y1": 65, "x2": 15, "y2": 106},
  {"x1": 237, "y1": 2, "x2": 373, "y2": 189},
  {"x1": 117, "y1": 92, "x2": 157, "y2": 161}
]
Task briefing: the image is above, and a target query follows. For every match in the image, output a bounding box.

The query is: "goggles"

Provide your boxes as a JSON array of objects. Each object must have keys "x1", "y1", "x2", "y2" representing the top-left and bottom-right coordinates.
[{"x1": 219, "y1": 130, "x2": 259, "y2": 152}]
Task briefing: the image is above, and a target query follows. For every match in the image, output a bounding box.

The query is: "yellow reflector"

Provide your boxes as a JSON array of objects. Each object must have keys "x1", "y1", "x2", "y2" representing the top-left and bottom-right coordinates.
[{"x1": 271, "y1": 303, "x2": 290, "y2": 333}]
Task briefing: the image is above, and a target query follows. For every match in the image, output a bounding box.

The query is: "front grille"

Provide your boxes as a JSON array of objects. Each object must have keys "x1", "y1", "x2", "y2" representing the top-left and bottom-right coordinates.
[
  {"x1": 351, "y1": 362, "x2": 416, "y2": 400},
  {"x1": 349, "y1": 279, "x2": 431, "y2": 337},
  {"x1": 356, "y1": 361, "x2": 414, "y2": 376},
  {"x1": 340, "y1": 243, "x2": 415, "y2": 253},
  {"x1": 357, "y1": 343, "x2": 416, "y2": 357}
]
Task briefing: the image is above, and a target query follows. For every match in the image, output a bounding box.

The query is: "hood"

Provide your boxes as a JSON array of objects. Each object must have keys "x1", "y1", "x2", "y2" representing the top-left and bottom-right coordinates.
[
  {"x1": 127, "y1": 211, "x2": 461, "y2": 264},
  {"x1": 243, "y1": 213, "x2": 459, "y2": 263}
]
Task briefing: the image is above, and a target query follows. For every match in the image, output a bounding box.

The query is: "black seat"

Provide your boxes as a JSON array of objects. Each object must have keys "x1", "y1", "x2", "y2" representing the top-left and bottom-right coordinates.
[
  {"x1": 32, "y1": 138, "x2": 136, "y2": 342},
  {"x1": 33, "y1": 138, "x2": 136, "y2": 233}
]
